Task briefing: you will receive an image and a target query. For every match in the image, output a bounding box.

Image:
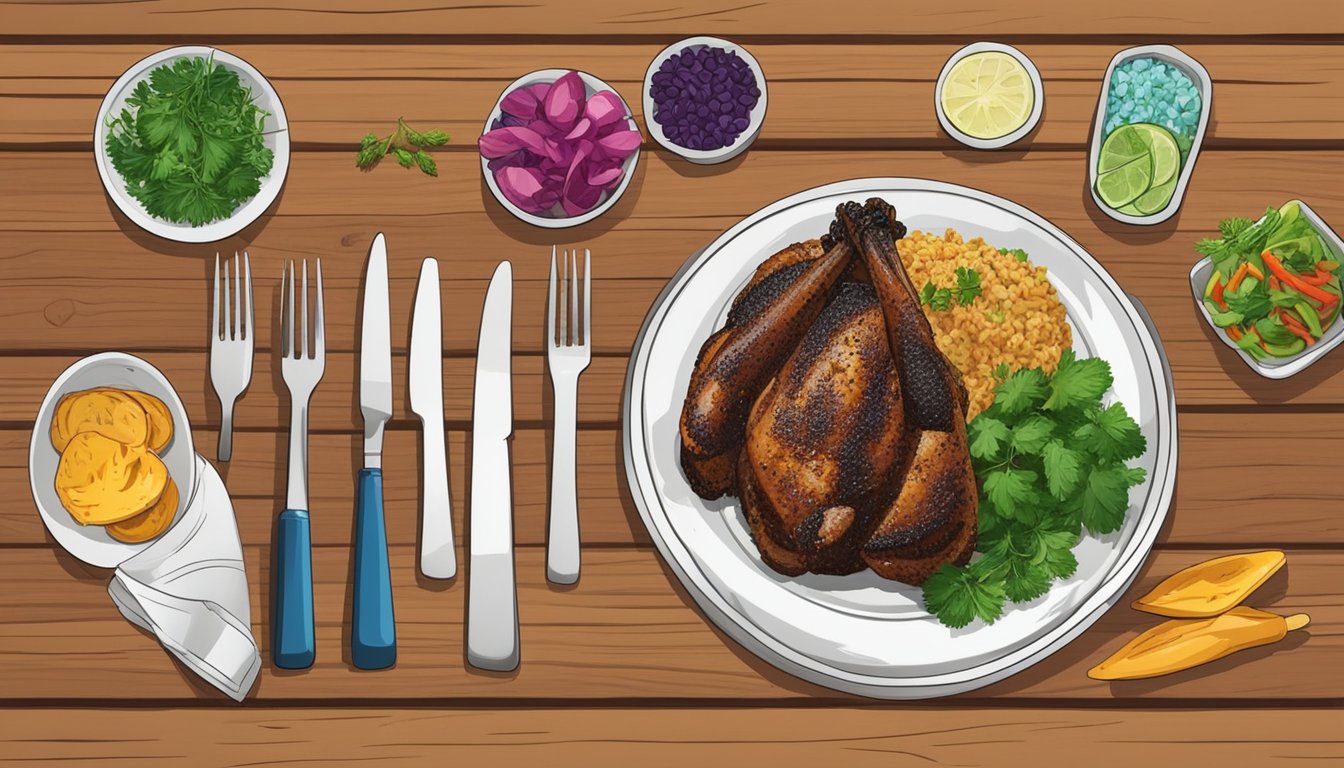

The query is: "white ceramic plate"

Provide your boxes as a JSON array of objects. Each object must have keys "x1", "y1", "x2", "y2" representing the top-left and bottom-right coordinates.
[
  {"x1": 29, "y1": 353, "x2": 198, "y2": 568},
  {"x1": 480, "y1": 69, "x2": 640, "y2": 229},
  {"x1": 93, "y1": 45, "x2": 290, "y2": 243},
  {"x1": 623, "y1": 178, "x2": 1177, "y2": 699}
]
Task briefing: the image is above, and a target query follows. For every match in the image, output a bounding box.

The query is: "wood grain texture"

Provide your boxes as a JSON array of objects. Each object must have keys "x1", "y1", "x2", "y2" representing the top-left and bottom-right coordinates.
[
  {"x1": 0, "y1": 707, "x2": 1340, "y2": 766},
  {"x1": 5, "y1": 413, "x2": 1344, "y2": 547},
  {"x1": 0, "y1": 546, "x2": 1334, "y2": 702},
  {"x1": 4, "y1": 43, "x2": 1344, "y2": 146},
  {"x1": 2, "y1": 150, "x2": 1344, "y2": 409},
  {"x1": 2, "y1": 1, "x2": 1342, "y2": 37}
]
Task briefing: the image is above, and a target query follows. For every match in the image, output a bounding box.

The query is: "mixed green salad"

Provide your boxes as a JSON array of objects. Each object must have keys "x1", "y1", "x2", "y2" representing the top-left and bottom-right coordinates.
[{"x1": 1197, "y1": 200, "x2": 1341, "y2": 359}]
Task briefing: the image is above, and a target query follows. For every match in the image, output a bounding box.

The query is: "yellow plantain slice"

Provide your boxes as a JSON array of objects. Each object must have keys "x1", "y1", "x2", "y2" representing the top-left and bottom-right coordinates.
[
  {"x1": 106, "y1": 478, "x2": 179, "y2": 543},
  {"x1": 1088, "y1": 607, "x2": 1310, "y2": 681},
  {"x1": 125, "y1": 390, "x2": 173, "y2": 453},
  {"x1": 1132, "y1": 550, "x2": 1285, "y2": 618},
  {"x1": 50, "y1": 388, "x2": 149, "y2": 452},
  {"x1": 54, "y1": 433, "x2": 168, "y2": 525}
]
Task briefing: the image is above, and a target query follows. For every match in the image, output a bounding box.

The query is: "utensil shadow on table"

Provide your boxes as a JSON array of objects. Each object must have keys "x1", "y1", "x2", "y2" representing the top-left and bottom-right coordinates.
[
  {"x1": 1198, "y1": 318, "x2": 1344, "y2": 404},
  {"x1": 103, "y1": 187, "x2": 285, "y2": 257},
  {"x1": 1080, "y1": 175, "x2": 1185, "y2": 246},
  {"x1": 478, "y1": 159, "x2": 646, "y2": 245},
  {"x1": 658, "y1": 148, "x2": 747, "y2": 177}
]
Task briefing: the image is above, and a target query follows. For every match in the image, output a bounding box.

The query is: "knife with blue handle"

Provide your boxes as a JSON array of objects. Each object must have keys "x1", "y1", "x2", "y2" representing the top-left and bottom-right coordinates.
[{"x1": 353, "y1": 233, "x2": 396, "y2": 669}]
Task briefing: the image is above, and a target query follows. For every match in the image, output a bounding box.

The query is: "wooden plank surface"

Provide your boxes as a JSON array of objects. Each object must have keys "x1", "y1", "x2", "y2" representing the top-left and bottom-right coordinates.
[
  {"x1": 0, "y1": 546, "x2": 1334, "y2": 702},
  {"x1": 3, "y1": 1, "x2": 1342, "y2": 38},
  {"x1": 3, "y1": 150, "x2": 1344, "y2": 407},
  {"x1": 1, "y1": 707, "x2": 1340, "y2": 766},
  {"x1": 5, "y1": 412, "x2": 1344, "y2": 548},
  {"x1": 3, "y1": 43, "x2": 1344, "y2": 146}
]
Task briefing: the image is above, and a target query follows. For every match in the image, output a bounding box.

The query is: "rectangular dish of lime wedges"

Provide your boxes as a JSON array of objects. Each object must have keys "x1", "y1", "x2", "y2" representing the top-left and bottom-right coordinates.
[{"x1": 1088, "y1": 45, "x2": 1211, "y2": 226}]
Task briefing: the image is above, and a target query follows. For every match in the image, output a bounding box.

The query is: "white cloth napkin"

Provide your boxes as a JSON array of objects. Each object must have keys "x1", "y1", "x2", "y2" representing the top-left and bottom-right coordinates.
[{"x1": 107, "y1": 454, "x2": 260, "y2": 701}]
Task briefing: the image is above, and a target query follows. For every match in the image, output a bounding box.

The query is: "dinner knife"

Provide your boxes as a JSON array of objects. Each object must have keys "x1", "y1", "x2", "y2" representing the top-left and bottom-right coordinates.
[
  {"x1": 467, "y1": 260, "x2": 518, "y2": 672},
  {"x1": 353, "y1": 232, "x2": 397, "y2": 670},
  {"x1": 410, "y1": 257, "x2": 455, "y2": 579}
]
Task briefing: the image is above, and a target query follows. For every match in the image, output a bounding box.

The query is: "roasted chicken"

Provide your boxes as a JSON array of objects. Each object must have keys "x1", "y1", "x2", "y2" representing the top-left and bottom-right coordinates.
[{"x1": 678, "y1": 199, "x2": 978, "y2": 585}]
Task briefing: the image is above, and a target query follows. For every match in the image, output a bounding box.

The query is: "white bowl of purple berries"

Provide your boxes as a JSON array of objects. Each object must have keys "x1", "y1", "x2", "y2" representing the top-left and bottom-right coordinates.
[{"x1": 643, "y1": 36, "x2": 767, "y2": 165}]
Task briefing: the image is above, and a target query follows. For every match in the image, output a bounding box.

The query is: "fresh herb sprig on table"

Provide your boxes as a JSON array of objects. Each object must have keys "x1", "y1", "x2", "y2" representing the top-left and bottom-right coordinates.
[
  {"x1": 920, "y1": 267, "x2": 983, "y2": 311},
  {"x1": 104, "y1": 55, "x2": 274, "y2": 226},
  {"x1": 921, "y1": 351, "x2": 1148, "y2": 628},
  {"x1": 356, "y1": 118, "x2": 449, "y2": 176}
]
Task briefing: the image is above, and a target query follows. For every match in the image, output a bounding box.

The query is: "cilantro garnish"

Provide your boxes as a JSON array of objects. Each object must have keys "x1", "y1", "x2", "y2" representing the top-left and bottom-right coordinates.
[
  {"x1": 920, "y1": 268, "x2": 981, "y2": 311},
  {"x1": 922, "y1": 353, "x2": 1148, "y2": 628},
  {"x1": 920, "y1": 280, "x2": 952, "y2": 311},
  {"x1": 954, "y1": 266, "x2": 983, "y2": 305},
  {"x1": 1003, "y1": 247, "x2": 1029, "y2": 262},
  {"x1": 104, "y1": 55, "x2": 274, "y2": 226}
]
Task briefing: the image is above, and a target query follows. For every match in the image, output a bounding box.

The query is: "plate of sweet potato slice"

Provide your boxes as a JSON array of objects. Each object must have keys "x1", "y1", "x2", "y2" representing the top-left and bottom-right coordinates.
[{"x1": 30, "y1": 353, "x2": 196, "y2": 567}]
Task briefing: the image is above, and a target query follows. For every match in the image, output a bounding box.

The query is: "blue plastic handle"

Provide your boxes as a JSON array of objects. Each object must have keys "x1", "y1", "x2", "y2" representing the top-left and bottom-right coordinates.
[
  {"x1": 352, "y1": 467, "x2": 397, "y2": 669},
  {"x1": 273, "y1": 508, "x2": 315, "y2": 669}
]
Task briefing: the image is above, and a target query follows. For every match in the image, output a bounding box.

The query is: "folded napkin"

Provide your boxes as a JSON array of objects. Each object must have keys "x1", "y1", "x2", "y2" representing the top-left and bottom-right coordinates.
[{"x1": 107, "y1": 454, "x2": 260, "y2": 701}]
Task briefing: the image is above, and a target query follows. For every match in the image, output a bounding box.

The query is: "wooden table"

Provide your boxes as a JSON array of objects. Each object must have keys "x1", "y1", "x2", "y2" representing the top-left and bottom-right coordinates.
[{"x1": 1, "y1": 2, "x2": 1341, "y2": 764}]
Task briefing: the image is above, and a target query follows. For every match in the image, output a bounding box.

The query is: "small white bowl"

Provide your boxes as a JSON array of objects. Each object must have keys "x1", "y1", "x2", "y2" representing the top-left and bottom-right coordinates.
[
  {"x1": 935, "y1": 42, "x2": 1043, "y2": 150},
  {"x1": 480, "y1": 69, "x2": 641, "y2": 229},
  {"x1": 643, "y1": 36, "x2": 767, "y2": 165},
  {"x1": 29, "y1": 353, "x2": 198, "y2": 568},
  {"x1": 1089, "y1": 45, "x2": 1212, "y2": 226},
  {"x1": 94, "y1": 45, "x2": 290, "y2": 243},
  {"x1": 1189, "y1": 200, "x2": 1344, "y2": 379}
]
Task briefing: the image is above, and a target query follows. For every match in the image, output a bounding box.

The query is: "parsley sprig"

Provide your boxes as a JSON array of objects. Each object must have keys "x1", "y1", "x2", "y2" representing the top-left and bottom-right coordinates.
[
  {"x1": 919, "y1": 267, "x2": 983, "y2": 311},
  {"x1": 357, "y1": 118, "x2": 449, "y2": 176},
  {"x1": 104, "y1": 55, "x2": 274, "y2": 226},
  {"x1": 922, "y1": 350, "x2": 1148, "y2": 628}
]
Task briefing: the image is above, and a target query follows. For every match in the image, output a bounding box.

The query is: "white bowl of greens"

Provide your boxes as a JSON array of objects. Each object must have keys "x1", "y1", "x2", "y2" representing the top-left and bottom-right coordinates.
[
  {"x1": 94, "y1": 46, "x2": 290, "y2": 243},
  {"x1": 1190, "y1": 200, "x2": 1344, "y2": 378}
]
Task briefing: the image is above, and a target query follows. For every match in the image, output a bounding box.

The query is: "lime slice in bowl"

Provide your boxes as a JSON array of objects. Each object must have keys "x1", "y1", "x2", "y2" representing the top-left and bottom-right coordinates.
[
  {"x1": 1098, "y1": 124, "x2": 1149, "y2": 173},
  {"x1": 1132, "y1": 175, "x2": 1178, "y2": 215},
  {"x1": 1130, "y1": 123, "x2": 1180, "y2": 187},
  {"x1": 1096, "y1": 153, "x2": 1152, "y2": 209},
  {"x1": 939, "y1": 51, "x2": 1035, "y2": 140}
]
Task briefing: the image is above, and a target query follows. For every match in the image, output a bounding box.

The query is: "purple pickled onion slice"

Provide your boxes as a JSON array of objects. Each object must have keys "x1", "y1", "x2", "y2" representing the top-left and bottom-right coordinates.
[
  {"x1": 565, "y1": 117, "x2": 596, "y2": 142},
  {"x1": 500, "y1": 82, "x2": 550, "y2": 120},
  {"x1": 478, "y1": 126, "x2": 547, "y2": 158},
  {"x1": 529, "y1": 118, "x2": 561, "y2": 139},
  {"x1": 587, "y1": 163, "x2": 624, "y2": 187},
  {"x1": 585, "y1": 89, "x2": 628, "y2": 129},
  {"x1": 562, "y1": 178, "x2": 604, "y2": 216},
  {"x1": 495, "y1": 165, "x2": 548, "y2": 213},
  {"x1": 543, "y1": 71, "x2": 585, "y2": 131},
  {"x1": 595, "y1": 127, "x2": 641, "y2": 158}
]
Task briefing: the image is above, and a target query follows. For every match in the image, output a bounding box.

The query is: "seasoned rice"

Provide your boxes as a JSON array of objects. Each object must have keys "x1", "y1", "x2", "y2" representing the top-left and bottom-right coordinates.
[{"x1": 897, "y1": 228, "x2": 1072, "y2": 419}]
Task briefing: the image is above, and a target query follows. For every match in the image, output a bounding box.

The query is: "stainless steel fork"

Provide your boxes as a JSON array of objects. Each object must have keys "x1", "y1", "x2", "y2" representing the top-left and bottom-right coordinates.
[
  {"x1": 546, "y1": 246, "x2": 591, "y2": 585},
  {"x1": 210, "y1": 251, "x2": 253, "y2": 461},
  {"x1": 273, "y1": 258, "x2": 325, "y2": 670}
]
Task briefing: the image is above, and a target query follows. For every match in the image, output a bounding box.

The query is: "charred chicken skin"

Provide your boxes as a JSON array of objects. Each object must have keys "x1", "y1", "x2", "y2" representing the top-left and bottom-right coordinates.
[{"x1": 678, "y1": 199, "x2": 978, "y2": 586}]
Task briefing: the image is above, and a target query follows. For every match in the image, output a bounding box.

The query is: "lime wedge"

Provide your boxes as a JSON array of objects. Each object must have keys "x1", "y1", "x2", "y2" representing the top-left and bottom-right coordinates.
[
  {"x1": 1098, "y1": 124, "x2": 1148, "y2": 173},
  {"x1": 940, "y1": 52, "x2": 1035, "y2": 140},
  {"x1": 1130, "y1": 123, "x2": 1180, "y2": 187},
  {"x1": 1117, "y1": 202, "x2": 1145, "y2": 216},
  {"x1": 1132, "y1": 175, "x2": 1178, "y2": 215},
  {"x1": 1096, "y1": 154, "x2": 1152, "y2": 209}
]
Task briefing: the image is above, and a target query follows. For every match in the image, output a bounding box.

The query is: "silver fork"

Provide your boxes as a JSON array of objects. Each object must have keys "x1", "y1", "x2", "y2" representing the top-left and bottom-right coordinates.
[
  {"x1": 273, "y1": 258, "x2": 324, "y2": 670},
  {"x1": 546, "y1": 246, "x2": 591, "y2": 585},
  {"x1": 210, "y1": 251, "x2": 253, "y2": 461}
]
